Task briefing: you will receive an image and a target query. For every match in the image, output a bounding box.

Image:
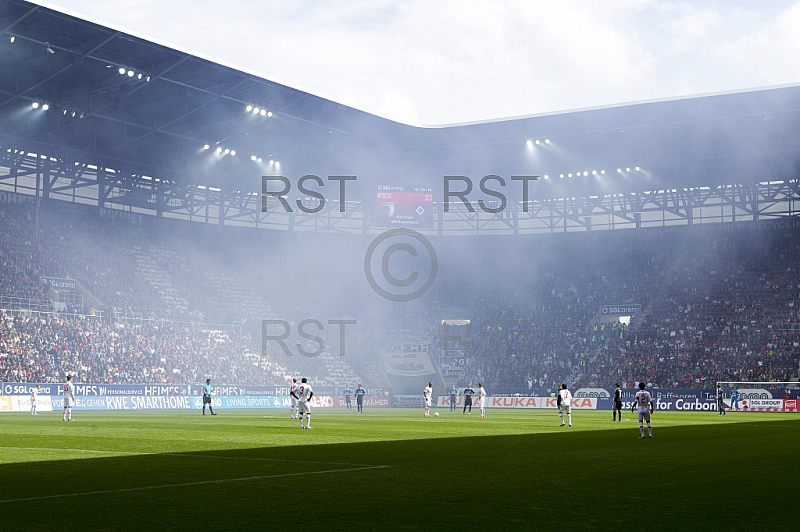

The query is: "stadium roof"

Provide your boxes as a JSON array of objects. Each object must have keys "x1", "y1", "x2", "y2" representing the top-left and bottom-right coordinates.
[{"x1": 2, "y1": 0, "x2": 800, "y2": 202}]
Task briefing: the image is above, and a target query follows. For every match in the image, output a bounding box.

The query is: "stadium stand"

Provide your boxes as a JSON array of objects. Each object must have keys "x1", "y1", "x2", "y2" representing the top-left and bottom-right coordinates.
[
  {"x1": 1, "y1": 201, "x2": 798, "y2": 389},
  {"x1": 434, "y1": 227, "x2": 800, "y2": 390}
]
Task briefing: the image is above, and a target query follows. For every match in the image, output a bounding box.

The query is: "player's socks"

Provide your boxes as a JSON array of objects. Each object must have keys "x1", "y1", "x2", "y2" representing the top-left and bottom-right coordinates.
[
  {"x1": 647, "y1": 424, "x2": 652, "y2": 437},
  {"x1": 639, "y1": 424, "x2": 644, "y2": 437},
  {"x1": 567, "y1": 414, "x2": 572, "y2": 426},
  {"x1": 559, "y1": 412, "x2": 564, "y2": 424}
]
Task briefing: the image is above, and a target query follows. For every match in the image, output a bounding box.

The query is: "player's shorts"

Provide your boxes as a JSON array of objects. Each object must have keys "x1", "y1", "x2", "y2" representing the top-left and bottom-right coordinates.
[
  {"x1": 613, "y1": 400, "x2": 622, "y2": 409},
  {"x1": 64, "y1": 397, "x2": 75, "y2": 408},
  {"x1": 31, "y1": 400, "x2": 37, "y2": 406},
  {"x1": 298, "y1": 401, "x2": 310, "y2": 414},
  {"x1": 290, "y1": 397, "x2": 298, "y2": 408},
  {"x1": 637, "y1": 410, "x2": 651, "y2": 423},
  {"x1": 479, "y1": 398, "x2": 486, "y2": 408},
  {"x1": 424, "y1": 398, "x2": 432, "y2": 407},
  {"x1": 559, "y1": 404, "x2": 571, "y2": 414},
  {"x1": 203, "y1": 395, "x2": 212, "y2": 404}
]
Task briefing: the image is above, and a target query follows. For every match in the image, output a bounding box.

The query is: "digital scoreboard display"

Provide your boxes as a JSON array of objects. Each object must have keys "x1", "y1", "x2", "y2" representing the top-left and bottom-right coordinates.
[{"x1": 375, "y1": 185, "x2": 433, "y2": 228}]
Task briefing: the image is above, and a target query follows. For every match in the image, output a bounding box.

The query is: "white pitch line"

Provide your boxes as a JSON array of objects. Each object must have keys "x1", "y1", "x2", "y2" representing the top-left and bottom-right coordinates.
[
  {"x1": 0, "y1": 447, "x2": 373, "y2": 467},
  {"x1": 0, "y1": 465, "x2": 389, "y2": 504}
]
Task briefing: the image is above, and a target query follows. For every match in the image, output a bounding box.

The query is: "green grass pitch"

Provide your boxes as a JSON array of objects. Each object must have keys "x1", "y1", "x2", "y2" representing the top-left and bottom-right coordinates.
[{"x1": 0, "y1": 408, "x2": 797, "y2": 530}]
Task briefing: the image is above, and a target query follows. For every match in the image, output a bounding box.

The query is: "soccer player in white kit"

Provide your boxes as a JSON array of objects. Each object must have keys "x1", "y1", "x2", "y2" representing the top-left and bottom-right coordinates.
[
  {"x1": 297, "y1": 377, "x2": 314, "y2": 429},
  {"x1": 289, "y1": 378, "x2": 299, "y2": 419},
  {"x1": 632, "y1": 381, "x2": 654, "y2": 438},
  {"x1": 63, "y1": 375, "x2": 75, "y2": 421},
  {"x1": 558, "y1": 383, "x2": 572, "y2": 427},
  {"x1": 31, "y1": 385, "x2": 40, "y2": 416},
  {"x1": 423, "y1": 382, "x2": 433, "y2": 417},
  {"x1": 477, "y1": 383, "x2": 487, "y2": 418}
]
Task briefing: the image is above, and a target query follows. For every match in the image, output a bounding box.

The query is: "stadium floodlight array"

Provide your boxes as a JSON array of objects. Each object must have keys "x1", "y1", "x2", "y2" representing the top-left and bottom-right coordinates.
[
  {"x1": 716, "y1": 381, "x2": 799, "y2": 412},
  {"x1": 113, "y1": 65, "x2": 150, "y2": 81},
  {"x1": 204, "y1": 143, "x2": 271, "y2": 164},
  {"x1": 245, "y1": 104, "x2": 273, "y2": 117}
]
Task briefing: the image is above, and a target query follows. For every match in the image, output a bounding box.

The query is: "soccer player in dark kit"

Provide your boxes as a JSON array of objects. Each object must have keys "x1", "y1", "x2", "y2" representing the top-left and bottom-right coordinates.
[
  {"x1": 613, "y1": 383, "x2": 623, "y2": 421},
  {"x1": 462, "y1": 383, "x2": 475, "y2": 414}
]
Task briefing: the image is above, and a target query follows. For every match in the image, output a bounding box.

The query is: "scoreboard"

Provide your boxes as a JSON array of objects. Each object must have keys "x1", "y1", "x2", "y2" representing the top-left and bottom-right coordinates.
[{"x1": 374, "y1": 185, "x2": 433, "y2": 228}]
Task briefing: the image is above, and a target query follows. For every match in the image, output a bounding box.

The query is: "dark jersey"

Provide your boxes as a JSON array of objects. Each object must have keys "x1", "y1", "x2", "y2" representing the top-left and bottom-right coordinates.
[
  {"x1": 449, "y1": 388, "x2": 458, "y2": 397},
  {"x1": 463, "y1": 388, "x2": 475, "y2": 399},
  {"x1": 355, "y1": 388, "x2": 366, "y2": 398},
  {"x1": 344, "y1": 388, "x2": 353, "y2": 397},
  {"x1": 614, "y1": 389, "x2": 622, "y2": 403}
]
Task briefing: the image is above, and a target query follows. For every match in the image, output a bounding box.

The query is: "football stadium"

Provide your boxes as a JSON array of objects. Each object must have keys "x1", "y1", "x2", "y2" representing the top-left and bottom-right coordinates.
[{"x1": 1, "y1": 1, "x2": 799, "y2": 529}]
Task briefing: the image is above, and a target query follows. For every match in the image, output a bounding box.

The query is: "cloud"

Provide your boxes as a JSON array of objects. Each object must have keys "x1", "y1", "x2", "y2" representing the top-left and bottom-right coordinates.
[{"x1": 37, "y1": 0, "x2": 800, "y2": 125}]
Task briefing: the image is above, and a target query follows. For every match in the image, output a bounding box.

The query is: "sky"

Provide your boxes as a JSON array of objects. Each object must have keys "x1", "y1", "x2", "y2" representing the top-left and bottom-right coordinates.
[{"x1": 37, "y1": 0, "x2": 800, "y2": 126}]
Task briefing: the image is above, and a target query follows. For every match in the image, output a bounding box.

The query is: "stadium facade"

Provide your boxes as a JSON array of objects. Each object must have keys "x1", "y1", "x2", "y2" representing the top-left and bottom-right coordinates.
[{"x1": 1, "y1": 0, "x2": 799, "y2": 236}]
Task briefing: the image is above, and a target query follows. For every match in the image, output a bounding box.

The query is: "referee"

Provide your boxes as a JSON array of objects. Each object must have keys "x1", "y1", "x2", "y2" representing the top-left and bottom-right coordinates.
[{"x1": 202, "y1": 378, "x2": 217, "y2": 416}]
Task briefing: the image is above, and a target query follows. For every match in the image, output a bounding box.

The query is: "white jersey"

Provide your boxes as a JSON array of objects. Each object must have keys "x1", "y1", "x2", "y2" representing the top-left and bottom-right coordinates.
[
  {"x1": 31, "y1": 388, "x2": 38, "y2": 403},
  {"x1": 423, "y1": 386, "x2": 432, "y2": 406},
  {"x1": 64, "y1": 381, "x2": 75, "y2": 407},
  {"x1": 297, "y1": 383, "x2": 314, "y2": 402},
  {"x1": 558, "y1": 388, "x2": 572, "y2": 407},
  {"x1": 478, "y1": 387, "x2": 487, "y2": 405},
  {"x1": 634, "y1": 390, "x2": 653, "y2": 412},
  {"x1": 290, "y1": 383, "x2": 299, "y2": 404}
]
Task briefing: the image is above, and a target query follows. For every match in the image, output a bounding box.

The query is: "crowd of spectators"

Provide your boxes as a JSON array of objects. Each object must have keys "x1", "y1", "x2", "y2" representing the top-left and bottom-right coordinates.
[
  {"x1": 434, "y1": 227, "x2": 800, "y2": 390},
  {"x1": 581, "y1": 228, "x2": 800, "y2": 388},
  {"x1": 0, "y1": 203, "x2": 346, "y2": 385},
  {"x1": 0, "y1": 310, "x2": 291, "y2": 385}
]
